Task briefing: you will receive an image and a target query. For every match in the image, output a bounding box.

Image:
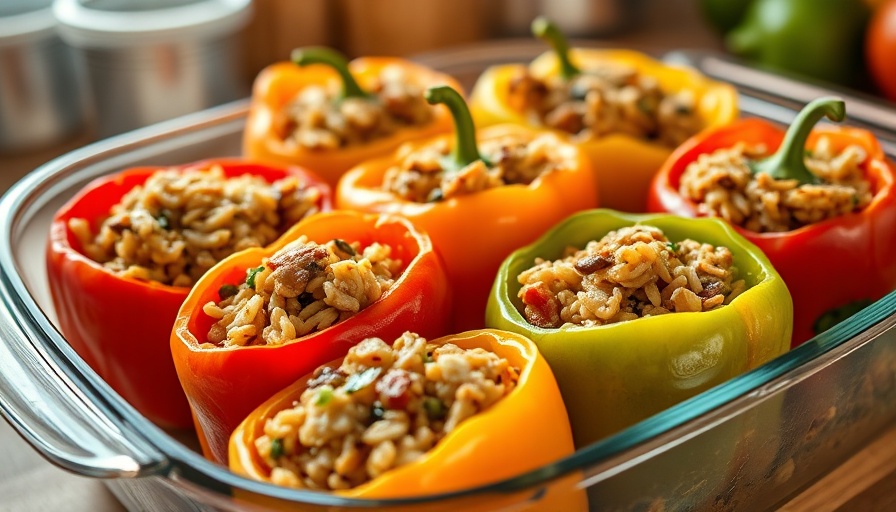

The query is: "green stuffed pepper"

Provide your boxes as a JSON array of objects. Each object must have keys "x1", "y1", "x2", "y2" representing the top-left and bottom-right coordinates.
[{"x1": 486, "y1": 209, "x2": 792, "y2": 447}]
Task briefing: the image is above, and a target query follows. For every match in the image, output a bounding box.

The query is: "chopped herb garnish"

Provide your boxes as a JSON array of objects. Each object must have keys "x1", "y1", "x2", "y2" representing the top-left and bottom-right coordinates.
[
  {"x1": 423, "y1": 396, "x2": 446, "y2": 420},
  {"x1": 674, "y1": 104, "x2": 691, "y2": 116},
  {"x1": 569, "y1": 84, "x2": 589, "y2": 102},
  {"x1": 315, "y1": 386, "x2": 334, "y2": 406},
  {"x1": 245, "y1": 265, "x2": 265, "y2": 288},
  {"x1": 666, "y1": 241, "x2": 679, "y2": 253},
  {"x1": 333, "y1": 239, "x2": 356, "y2": 256},
  {"x1": 813, "y1": 299, "x2": 873, "y2": 335},
  {"x1": 370, "y1": 402, "x2": 386, "y2": 422},
  {"x1": 270, "y1": 438, "x2": 284, "y2": 459},
  {"x1": 638, "y1": 97, "x2": 656, "y2": 114},
  {"x1": 156, "y1": 213, "x2": 170, "y2": 230},
  {"x1": 218, "y1": 284, "x2": 239, "y2": 299},
  {"x1": 344, "y1": 367, "x2": 382, "y2": 394},
  {"x1": 427, "y1": 188, "x2": 444, "y2": 203}
]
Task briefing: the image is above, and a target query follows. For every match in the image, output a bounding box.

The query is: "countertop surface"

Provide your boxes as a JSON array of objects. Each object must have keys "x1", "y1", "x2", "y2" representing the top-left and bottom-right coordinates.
[{"x1": 1, "y1": 1, "x2": 895, "y2": 511}]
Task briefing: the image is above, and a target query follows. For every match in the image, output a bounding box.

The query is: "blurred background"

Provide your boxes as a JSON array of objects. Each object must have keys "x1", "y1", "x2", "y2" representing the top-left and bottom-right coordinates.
[
  {"x1": 0, "y1": 0, "x2": 707, "y2": 188},
  {"x1": 1, "y1": 1, "x2": 895, "y2": 510},
  {"x1": 0, "y1": 0, "x2": 892, "y2": 189}
]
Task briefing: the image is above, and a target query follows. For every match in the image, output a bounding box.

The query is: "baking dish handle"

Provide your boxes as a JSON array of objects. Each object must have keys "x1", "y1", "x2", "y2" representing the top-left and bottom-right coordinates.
[{"x1": 0, "y1": 296, "x2": 168, "y2": 478}]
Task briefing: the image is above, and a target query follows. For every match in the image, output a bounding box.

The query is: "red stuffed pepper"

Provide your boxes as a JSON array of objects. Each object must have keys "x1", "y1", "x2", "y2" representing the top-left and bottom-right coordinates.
[
  {"x1": 171, "y1": 211, "x2": 452, "y2": 463},
  {"x1": 47, "y1": 159, "x2": 331, "y2": 429},
  {"x1": 648, "y1": 97, "x2": 896, "y2": 346}
]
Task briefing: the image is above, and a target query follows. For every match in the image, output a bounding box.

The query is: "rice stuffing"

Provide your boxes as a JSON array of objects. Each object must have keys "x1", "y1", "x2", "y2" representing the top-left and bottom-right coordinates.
[
  {"x1": 276, "y1": 65, "x2": 435, "y2": 150},
  {"x1": 517, "y1": 225, "x2": 745, "y2": 328},
  {"x1": 252, "y1": 332, "x2": 519, "y2": 490},
  {"x1": 203, "y1": 237, "x2": 401, "y2": 347},
  {"x1": 68, "y1": 165, "x2": 322, "y2": 287},
  {"x1": 382, "y1": 132, "x2": 576, "y2": 202},
  {"x1": 678, "y1": 137, "x2": 873, "y2": 232},
  {"x1": 507, "y1": 62, "x2": 702, "y2": 147}
]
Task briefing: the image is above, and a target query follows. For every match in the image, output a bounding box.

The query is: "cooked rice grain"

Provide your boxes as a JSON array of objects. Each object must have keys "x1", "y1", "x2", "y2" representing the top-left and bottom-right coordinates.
[
  {"x1": 253, "y1": 332, "x2": 519, "y2": 490},
  {"x1": 507, "y1": 62, "x2": 702, "y2": 147},
  {"x1": 204, "y1": 237, "x2": 401, "y2": 347},
  {"x1": 382, "y1": 132, "x2": 576, "y2": 202},
  {"x1": 69, "y1": 165, "x2": 321, "y2": 287},
  {"x1": 277, "y1": 65, "x2": 435, "y2": 150},
  {"x1": 517, "y1": 225, "x2": 744, "y2": 328},
  {"x1": 679, "y1": 138, "x2": 872, "y2": 232}
]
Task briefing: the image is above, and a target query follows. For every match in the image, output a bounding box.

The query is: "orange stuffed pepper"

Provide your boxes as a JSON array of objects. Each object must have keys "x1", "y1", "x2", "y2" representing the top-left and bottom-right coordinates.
[
  {"x1": 337, "y1": 86, "x2": 598, "y2": 331},
  {"x1": 244, "y1": 47, "x2": 462, "y2": 187},
  {"x1": 171, "y1": 211, "x2": 452, "y2": 463}
]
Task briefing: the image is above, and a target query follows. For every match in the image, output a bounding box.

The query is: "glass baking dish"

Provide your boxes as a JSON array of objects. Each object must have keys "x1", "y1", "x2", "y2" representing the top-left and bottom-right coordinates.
[{"x1": 1, "y1": 48, "x2": 896, "y2": 511}]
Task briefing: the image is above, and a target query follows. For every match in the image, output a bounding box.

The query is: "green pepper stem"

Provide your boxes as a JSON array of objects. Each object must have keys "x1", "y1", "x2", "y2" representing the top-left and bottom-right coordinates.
[
  {"x1": 531, "y1": 16, "x2": 580, "y2": 81},
  {"x1": 751, "y1": 97, "x2": 846, "y2": 185},
  {"x1": 291, "y1": 47, "x2": 369, "y2": 100},
  {"x1": 424, "y1": 86, "x2": 483, "y2": 171}
]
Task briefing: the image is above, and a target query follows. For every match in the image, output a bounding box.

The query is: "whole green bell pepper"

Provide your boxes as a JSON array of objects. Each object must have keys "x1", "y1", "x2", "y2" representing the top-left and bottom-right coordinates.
[
  {"x1": 726, "y1": 0, "x2": 870, "y2": 86},
  {"x1": 699, "y1": 0, "x2": 754, "y2": 34},
  {"x1": 485, "y1": 209, "x2": 792, "y2": 447}
]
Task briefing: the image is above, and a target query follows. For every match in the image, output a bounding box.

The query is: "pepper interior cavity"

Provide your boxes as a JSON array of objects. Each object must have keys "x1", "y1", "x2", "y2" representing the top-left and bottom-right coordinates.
[
  {"x1": 517, "y1": 224, "x2": 745, "y2": 328},
  {"x1": 69, "y1": 165, "x2": 322, "y2": 287},
  {"x1": 251, "y1": 332, "x2": 519, "y2": 491},
  {"x1": 382, "y1": 132, "x2": 576, "y2": 202},
  {"x1": 679, "y1": 137, "x2": 872, "y2": 232},
  {"x1": 506, "y1": 18, "x2": 701, "y2": 147},
  {"x1": 277, "y1": 54, "x2": 437, "y2": 150},
  {"x1": 203, "y1": 236, "x2": 402, "y2": 347},
  {"x1": 384, "y1": 85, "x2": 577, "y2": 202}
]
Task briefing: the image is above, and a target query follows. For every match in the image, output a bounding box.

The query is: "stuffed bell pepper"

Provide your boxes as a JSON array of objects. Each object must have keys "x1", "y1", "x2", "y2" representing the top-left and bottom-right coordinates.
[
  {"x1": 337, "y1": 86, "x2": 598, "y2": 331},
  {"x1": 46, "y1": 159, "x2": 331, "y2": 429},
  {"x1": 648, "y1": 97, "x2": 896, "y2": 346},
  {"x1": 244, "y1": 46, "x2": 462, "y2": 187},
  {"x1": 229, "y1": 329, "x2": 584, "y2": 511},
  {"x1": 470, "y1": 17, "x2": 738, "y2": 212},
  {"x1": 486, "y1": 209, "x2": 792, "y2": 447},
  {"x1": 171, "y1": 211, "x2": 452, "y2": 463}
]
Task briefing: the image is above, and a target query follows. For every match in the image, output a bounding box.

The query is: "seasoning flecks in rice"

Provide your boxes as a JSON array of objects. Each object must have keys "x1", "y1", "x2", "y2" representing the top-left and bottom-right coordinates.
[
  {"x1": 382, "y1": 132, "x2": 577, "y2": 202},
  {"x1": 276, "y1": 65, "x2": 435, "y2": 151},
  {"x1": 253, "y1": 332, "x2": 519, "y2": 490},
  {"x1": 517, "y1": 225, "x2": 745, "y2": 328},
  {"x1": 507, "y1": 62, "x2": 702, "y2": 147},
  {"x1": 679, "y1": 137, "x2": 873, "y2": 232},
  {"x1": 203, "y1": 237, "x2": 401, "y2": 347},
  {"x1": 68, "y1": 165, "x2": 322, "y2": 287}
]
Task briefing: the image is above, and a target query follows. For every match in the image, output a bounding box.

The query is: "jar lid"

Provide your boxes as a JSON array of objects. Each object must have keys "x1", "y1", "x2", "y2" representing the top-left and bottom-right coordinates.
[
  {"x1": 0, "y1": 1, "x2": 56, "y2": 47},
  {"x1": 52, "y1": 0, "x2": 253, "y2": 48}
]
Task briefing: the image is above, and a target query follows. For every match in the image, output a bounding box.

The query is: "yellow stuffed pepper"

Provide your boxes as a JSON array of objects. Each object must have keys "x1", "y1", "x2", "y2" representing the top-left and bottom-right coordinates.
[
  {"x1": 229, "y1": 329, "x2": 585, "y2": 511},
  {"x1": 470, "y1": 18, "x2": 738, "y2": 212}
]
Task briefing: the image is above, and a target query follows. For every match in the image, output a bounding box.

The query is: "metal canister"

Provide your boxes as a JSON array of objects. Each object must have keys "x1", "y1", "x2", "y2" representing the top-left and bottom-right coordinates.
[
  {"x1": 0, "y1": 0, "x2": 88, "y2": 153},
  {"x1": 495, "y1": 0, "x2": 647, "y2": 37},
  {"x1": 53, "y1": 0, "x2": 253, "y2": 138}
]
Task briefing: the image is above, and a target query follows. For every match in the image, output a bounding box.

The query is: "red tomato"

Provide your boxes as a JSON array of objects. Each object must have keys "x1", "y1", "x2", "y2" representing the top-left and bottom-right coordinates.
[{"x1": 867, "y1": 0, "x2": 896, "y2": 101}]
